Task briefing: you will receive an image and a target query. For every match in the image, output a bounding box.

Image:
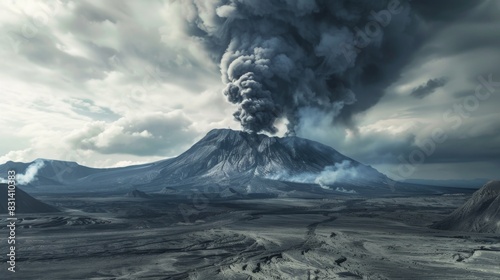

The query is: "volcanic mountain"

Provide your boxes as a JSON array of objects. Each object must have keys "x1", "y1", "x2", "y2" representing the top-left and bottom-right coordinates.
[
  {"x1": 432, "y1": 181, "x2": 500, "y2": 233},
  {"x1": 0, "y1": 183, "x2": 60, "y2": 214},
  {"x1": 0, "y1": 129, "x2": 396, "y2": 195},
  {"x1": 149, "y1": 129, "x2": 391, "y2": 187}
]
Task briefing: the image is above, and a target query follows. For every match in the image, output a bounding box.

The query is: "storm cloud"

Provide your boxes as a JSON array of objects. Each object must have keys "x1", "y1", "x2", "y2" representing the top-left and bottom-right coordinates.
[
  {"x1": 184, "y1": 0, "x2": 417, "y2": 134},
  {"x1": 410, "y1": 77, "x2": 448, "y2": 99}
]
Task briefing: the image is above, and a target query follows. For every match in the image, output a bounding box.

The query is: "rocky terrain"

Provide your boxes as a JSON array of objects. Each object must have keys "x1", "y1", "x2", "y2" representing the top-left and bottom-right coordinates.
[
  {"x1": 433, "y1": 181, "x2": 500, "y2": 233},
  {"x1": 2, "y1": 190, "x2": 500, "y2": 279}
]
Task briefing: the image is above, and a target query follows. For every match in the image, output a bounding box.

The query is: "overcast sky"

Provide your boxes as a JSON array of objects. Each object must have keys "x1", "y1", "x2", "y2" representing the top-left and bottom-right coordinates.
[{"x1": 0, "y1": 0, "x2": 499, "y2": 181}]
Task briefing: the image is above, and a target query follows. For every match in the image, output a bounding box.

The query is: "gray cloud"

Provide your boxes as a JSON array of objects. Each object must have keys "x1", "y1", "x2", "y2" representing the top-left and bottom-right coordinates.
[
  {"x1": 294, "y1": 109, "x2": 419, "y2": 165},
  {"x1": 411, "y1": 0, "x2": 483, "y2": 22},
  {"x1": 291, "y1": 0, "x2": 500, "y2": 180},
  {"x1": 410, "y1": 77, "x2": 448, "y2": 99},
  {"x1": 66, "y1": 98, "x2": 120, "y2": 121},
  {"x1": 0, "y1": 1, "x2": 219, "y2": 94}
]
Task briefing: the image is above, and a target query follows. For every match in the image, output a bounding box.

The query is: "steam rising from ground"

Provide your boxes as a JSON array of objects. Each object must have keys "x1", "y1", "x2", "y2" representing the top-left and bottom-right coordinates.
[
  {"x1": 266, "y1": 160, "x2": 361, "y2": 192},
  {"x1": 0, "y1": 160, "x2": 45, "y2": 185},
  {"x1": 184, "y1": 0, "x2": 415, "y2": 133},
  {"x1": 315, "y1": 160, "x2": 360, "y2": 188}
]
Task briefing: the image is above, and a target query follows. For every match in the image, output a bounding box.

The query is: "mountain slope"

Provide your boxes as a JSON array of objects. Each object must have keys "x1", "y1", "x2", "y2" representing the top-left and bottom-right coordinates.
[
  {"x1": 432, "y1": 181, "x2": 500, "y2": 233},
  {"x1": 0, "y1": 184, "x2": 60, "y2": 213},
  {"x1": 0, "y1": 158, "x2": 171, "y2": 192},
  {"x1": 0, "y1": 129, "x2": 393, "y2": 194},
  {"x1": 0, "y1": 159, "x2": 104, "y2": 187},
  {"x1": 151, "y1": 129, "x2": 390, "y2": 187}
]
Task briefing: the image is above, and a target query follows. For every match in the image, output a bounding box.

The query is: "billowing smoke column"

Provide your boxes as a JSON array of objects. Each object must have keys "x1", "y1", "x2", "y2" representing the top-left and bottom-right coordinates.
[{"x1": 184, "y1": 0, "x2": 415, "y2": 134}]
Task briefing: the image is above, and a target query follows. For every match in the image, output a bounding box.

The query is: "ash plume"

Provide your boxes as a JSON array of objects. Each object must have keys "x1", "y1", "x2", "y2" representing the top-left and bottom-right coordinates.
[{"x1": 184, "y1": 0, "x2": 416, "y2": 134}]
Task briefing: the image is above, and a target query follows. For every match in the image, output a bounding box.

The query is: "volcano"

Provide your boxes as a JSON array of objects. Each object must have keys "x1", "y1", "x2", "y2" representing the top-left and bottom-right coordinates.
[
  {"x1": 147, "y1": 129, "x2": 393, "y2": 194},
  {"x1": 0, "y1": 129, "x2": 397, "y2": 195}
]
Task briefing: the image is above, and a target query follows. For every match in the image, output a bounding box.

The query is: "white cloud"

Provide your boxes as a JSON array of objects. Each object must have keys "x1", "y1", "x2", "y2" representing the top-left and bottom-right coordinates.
[
  {"x1": 0, "y1": 149, "x2": 35, "y2": 164},
  {"x1": 0, "y1": 1, "x2": 237, "y2": 167},
  {"x1": 67, "y1": 111, "x2": 198, "y2": 156}
]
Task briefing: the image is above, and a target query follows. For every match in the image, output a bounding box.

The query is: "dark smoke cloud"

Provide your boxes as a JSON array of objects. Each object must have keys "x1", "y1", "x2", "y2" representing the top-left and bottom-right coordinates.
[
  {"x1": 184, "y1": 0, "x2": 419, "y2": 134},
  {"x1": 410, "y1": 77, "x2": 448, "y2": 99}
]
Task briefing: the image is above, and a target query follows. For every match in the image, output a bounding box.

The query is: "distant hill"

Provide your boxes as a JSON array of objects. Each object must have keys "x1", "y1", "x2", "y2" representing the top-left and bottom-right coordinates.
[
  {"x1": 403, "y1": 178, "x2": 489, "y2": 189},
  {"x1": 0, "y1": 183, "x2": 60, "y2": 214},
  {"x1": 125, "y1": 189, "x2": 152, "y2": 198},
  {"x1": 0, "y1": 158, "x2": 169, "y2": 193},
  {"x1": 432, "y1": 181, "x2": 500, "y2": 233}
]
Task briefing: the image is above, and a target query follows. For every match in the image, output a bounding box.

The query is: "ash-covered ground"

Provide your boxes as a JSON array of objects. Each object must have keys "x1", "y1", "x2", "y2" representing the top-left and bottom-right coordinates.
[{"x1": 1, "y1": 192, "x2": 499, "y2": 280}]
